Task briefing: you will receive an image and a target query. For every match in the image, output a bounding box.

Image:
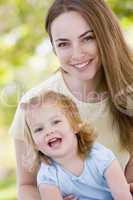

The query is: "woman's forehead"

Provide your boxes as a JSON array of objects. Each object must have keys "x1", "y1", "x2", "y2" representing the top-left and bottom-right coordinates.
[{"x1": 51, "y1": 11, "x2": 91, "y2": 39}]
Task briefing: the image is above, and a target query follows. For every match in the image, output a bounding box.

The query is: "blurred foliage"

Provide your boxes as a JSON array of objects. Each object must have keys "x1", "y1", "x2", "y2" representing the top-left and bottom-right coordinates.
[
  {"x1": 108, "y1": 0, "x2": 133, "y2": 27},
  {"x1": 0, "y1": 0, "x2": 133, "y2": 127},
  {"x1": 0, "y1": 174, "x2": 16, "y2": 200},
  {"x1": 0, "y1": 0, "x2": 56, "y2": 126},
  {"x1": 0, "y1": 129, "x2": 16, "y2": 200}
]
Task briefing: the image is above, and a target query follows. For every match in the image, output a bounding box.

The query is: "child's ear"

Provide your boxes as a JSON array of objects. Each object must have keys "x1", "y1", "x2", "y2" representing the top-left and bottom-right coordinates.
[{"x1": 74, "y1": 123, "x2": 82, "y2": 134}]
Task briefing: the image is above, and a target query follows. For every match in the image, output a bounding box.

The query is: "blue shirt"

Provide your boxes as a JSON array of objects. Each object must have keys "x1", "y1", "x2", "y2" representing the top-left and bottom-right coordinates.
[{"x1": 37, "y1": 143, "x2": 116, "y2": 200}]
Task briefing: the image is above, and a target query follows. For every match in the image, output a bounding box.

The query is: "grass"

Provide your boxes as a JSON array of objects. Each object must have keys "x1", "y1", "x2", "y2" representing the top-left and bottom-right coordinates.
[
  {"x1": 0, "y1": 128, "x2": 17, "y2": 200},
  {"x1": 0, "y1": 174, "x2": 17, "y2": 200}
]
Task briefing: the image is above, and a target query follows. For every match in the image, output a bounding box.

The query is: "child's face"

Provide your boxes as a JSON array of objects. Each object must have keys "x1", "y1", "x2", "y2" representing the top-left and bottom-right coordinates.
[{"x1": 28, "y1": 103, "x2": 78, "y2": 160}]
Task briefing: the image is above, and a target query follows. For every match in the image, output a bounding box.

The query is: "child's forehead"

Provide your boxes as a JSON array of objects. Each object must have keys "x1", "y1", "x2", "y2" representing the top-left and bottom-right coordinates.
[
  {"x1": 27, "y1": 102, "x2": 64, "y2": 118},
  {"x1": 26, "y1": 103, "x2": 67, "y2": 127}
]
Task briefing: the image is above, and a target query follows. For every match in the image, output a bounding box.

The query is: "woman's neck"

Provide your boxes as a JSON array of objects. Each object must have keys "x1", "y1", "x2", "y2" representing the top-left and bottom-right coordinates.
[{"x1": 62, "y1": 69, "x2": 106, "y2": 102}]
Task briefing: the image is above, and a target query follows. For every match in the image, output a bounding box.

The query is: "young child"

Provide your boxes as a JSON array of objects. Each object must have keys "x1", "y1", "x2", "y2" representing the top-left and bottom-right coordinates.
[{"x1": 22, "y1": 91, "x2": 132, "y2": 200}]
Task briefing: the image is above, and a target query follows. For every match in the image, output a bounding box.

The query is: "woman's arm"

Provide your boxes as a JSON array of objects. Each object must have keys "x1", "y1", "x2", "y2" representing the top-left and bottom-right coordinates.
[
  {"x1": 105, "y1": 160, "x2": 132, "y2": 200},
  {"x1": 125, "y1": 155, "x2": 133, "y2": 193},
  {"x1": 14, "y1": 139, "x2": 41, "y2": 200}
]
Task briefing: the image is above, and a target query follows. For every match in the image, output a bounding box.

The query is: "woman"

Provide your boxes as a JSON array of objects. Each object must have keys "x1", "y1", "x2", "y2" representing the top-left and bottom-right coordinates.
[{"x1": 10, "y1": 0, "x2": 133, "y2": 199}]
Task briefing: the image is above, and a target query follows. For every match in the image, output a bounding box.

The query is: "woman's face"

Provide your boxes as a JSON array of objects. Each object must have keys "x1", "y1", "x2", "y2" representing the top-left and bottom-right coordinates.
[{"x1": 51, "y1": 11, "x2": 101, "y2": 81}]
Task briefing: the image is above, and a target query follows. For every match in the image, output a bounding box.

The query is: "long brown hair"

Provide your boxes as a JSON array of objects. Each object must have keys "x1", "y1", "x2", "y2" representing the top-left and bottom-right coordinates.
[
  {"x1": 45, "y1": 0, "x2": 133, "y2": 152},
  {"x1": 22, "y1": 91, "x2": 96, "y2": 171}
]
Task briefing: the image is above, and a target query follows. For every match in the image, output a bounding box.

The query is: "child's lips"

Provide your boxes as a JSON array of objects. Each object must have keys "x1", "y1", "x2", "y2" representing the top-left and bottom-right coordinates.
[{"x1": 48, "y1": 137, "x2": 62, "y2": 148}]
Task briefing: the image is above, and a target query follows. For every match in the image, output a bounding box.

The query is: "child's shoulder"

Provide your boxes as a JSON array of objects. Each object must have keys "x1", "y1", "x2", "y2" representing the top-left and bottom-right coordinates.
[
  {"x1": 91, "y1": 142, "x2": 112, "y2": 153},
  {"x1": 90, "y1": 142, "x2": 116, "y2": 159},
  {"x1": 37, "y1": 162, "x2": 58, "y2": 186},
  {"x1": 86, "y1": 143, "x2": 116, "y2": 175},
  {"x1": 38, "y1": 161, "x2": 57, "y2": 175}
]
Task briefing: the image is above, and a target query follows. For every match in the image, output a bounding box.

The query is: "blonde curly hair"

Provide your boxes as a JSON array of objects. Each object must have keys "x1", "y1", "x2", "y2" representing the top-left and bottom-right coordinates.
[{"x1": 21, "y1": 91, "x2": 96, "y2": 171}]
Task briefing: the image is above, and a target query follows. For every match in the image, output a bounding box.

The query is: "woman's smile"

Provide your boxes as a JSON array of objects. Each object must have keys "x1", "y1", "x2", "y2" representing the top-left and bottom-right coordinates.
[{"x1": 71, "y1": 59, "x2": 95, "y2": 71}]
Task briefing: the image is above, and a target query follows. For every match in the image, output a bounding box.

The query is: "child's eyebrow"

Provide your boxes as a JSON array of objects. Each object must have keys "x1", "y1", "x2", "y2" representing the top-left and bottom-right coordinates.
[
  {"x1": 50, "y1": 115, "x2": 61, "y2": 121},
  {"x1": 32, "y1": 123, "x2": 44, "y2": 129}
]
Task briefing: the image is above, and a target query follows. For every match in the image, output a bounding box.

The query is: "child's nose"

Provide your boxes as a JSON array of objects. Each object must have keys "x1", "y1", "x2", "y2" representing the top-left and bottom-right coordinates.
[{"x1": 46, "y1": 128, "x2": 54, "y2": 137}]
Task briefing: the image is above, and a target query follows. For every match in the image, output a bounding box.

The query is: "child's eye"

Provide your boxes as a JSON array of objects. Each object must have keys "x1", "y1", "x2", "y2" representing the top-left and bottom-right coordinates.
[
  {"x1": 34, "y1": 127, "x2": 43, "y2": 133},
  {"x1": 53, "y1": 120, "x2": 61, "y2": 125}
]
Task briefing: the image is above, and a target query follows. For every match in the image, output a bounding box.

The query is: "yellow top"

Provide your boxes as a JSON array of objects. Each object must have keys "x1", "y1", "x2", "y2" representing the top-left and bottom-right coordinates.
[{"x1": 9, "y1": 71, "x2": 129, "y2": 169}]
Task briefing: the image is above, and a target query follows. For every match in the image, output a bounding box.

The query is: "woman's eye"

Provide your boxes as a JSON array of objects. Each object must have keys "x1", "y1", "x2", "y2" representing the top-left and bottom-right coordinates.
[
  {"x1": 58, "y1": 42, "x2": 68, "y2": 47},
  {"x1": 83, "y1": 35, "x2": 94, "y2": 42},
  {"x1": 34, "y1": 127, "x2": 43, "y2": 133}
]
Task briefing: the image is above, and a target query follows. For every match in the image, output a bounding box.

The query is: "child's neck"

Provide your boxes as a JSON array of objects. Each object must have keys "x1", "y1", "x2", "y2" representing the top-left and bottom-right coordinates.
[{"x1": 54, "y1": 153, "x2": 84, "y2": 176}]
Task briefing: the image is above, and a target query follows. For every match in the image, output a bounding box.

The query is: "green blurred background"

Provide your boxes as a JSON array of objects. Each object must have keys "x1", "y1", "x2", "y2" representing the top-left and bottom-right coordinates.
[{"x1": 0, "y1": 0, "x2": 132, "y2": 199}]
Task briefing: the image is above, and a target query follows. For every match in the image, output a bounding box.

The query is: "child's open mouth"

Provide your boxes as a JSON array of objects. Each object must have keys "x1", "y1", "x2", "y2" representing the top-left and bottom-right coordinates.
[{"x1": 48, "y1": 137, "x2": 62, "y2": 149}]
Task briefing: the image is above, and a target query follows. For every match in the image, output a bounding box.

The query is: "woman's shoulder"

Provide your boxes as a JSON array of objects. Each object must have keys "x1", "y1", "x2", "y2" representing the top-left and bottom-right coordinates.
[{"x1": 21, "y1": 70, "x2": 62, "y2": 103}]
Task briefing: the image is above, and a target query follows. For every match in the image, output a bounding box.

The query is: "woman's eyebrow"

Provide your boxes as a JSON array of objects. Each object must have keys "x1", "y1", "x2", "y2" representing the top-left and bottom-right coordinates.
[
  {"x1": 55, "y1": 30, "x2": 93, "y2": 42},
  {"x1": 55, "y1": 38, "x2": 69, "y2": 42},
  {"x1": 79, "y1": 30, "x2": 93, "y2": 38}
]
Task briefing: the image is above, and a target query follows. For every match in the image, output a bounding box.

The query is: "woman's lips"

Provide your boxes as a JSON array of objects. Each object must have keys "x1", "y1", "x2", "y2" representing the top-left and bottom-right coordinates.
[
  {"x1": 72, "y1": 59, "x2": 94, "y2": 71},
  {"x1": 74, "y1": 61, "x2": 89, "y2": 68}
]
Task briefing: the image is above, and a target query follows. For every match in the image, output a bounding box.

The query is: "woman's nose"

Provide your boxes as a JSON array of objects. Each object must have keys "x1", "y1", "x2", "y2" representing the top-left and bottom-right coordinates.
[{"x1": 71, "y1": 44, "x2": 85, "y2": 61}]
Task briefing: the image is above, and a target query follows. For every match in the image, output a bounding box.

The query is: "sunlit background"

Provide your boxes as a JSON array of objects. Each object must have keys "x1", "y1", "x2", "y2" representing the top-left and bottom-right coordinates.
[{"x1": 0, "y1": 0, "x2": 133, "y2": 199}]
